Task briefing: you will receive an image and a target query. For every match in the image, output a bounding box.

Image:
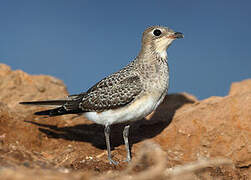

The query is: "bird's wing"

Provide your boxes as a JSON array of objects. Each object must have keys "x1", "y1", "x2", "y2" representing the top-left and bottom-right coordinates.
[{"x1": 78, "y1": 74, "x2": 142, "y2": 112}]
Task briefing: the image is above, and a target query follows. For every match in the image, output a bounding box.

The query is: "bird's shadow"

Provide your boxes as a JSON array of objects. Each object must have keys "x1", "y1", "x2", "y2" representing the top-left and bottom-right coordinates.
[{"x1": 25, "y1": 94, "x2": 195, "y2": 150}]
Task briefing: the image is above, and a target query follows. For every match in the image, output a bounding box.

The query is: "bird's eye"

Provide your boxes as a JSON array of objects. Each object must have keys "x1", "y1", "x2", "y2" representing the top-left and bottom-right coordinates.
[{"x1": 153, "y1": 29, "x2": 162, "y2": 36}]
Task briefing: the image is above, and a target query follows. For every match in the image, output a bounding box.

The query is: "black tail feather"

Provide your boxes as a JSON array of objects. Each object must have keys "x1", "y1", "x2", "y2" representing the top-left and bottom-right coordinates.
[
  {"x1": 20, "y1": 99, "x2": 84, "y2": 116},
  {"x1": 20, "y1": 100, "x2": 67, "y2": 106},
  {"x1": 34, "y1": 107, "x2": 83, "y2": 116}
]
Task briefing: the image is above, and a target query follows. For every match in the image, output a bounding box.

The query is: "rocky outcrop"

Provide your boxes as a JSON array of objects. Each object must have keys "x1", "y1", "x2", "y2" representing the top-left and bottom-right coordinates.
[
  {"x1": 0, "y1": 64, "x2": 67, "y2": 111},
  {"x1": 0, "y1": 64, "x2": 250, "y2": 179},
  {"x1": 149, "y1": 86, "x2": 251, "y2": 167}
]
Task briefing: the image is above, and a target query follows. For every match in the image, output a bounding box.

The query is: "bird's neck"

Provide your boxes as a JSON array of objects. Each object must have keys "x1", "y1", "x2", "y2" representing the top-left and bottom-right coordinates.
[{"x1": 138, "y1": 45, "x2": 168, "y2": 63}]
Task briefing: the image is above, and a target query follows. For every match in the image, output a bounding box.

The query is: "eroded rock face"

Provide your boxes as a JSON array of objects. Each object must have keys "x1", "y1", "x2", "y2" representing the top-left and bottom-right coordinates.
[
  {"x1": 229, "y1": 79, "x2": 251, "y2": 96},
  {"x1": 149, "y1": 89, "x2": 251, "y2": 167},
  {"x1": 0, "y1": 64, "x2": 250, "y2": 179},
  {"x1": 0, "y1": 64, "x2": 68, "y2": 111}
]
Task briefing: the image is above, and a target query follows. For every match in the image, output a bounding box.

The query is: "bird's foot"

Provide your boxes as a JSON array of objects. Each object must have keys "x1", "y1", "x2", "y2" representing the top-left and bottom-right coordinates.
[
  {"x1": 108, "y1": 157, "x2": 119, "y2": 165},
  {"x1": 123, "y1": 158, "x2": 131, "y2": 163},
  {"x1": 123, "y1": 156, "x2": 131, "y2": 163}
]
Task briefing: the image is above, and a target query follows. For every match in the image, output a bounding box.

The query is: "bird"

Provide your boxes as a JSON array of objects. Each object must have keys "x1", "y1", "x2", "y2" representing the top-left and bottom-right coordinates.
[{"x1": 20, "y1": 26, "x2": 184, "y2": 165}]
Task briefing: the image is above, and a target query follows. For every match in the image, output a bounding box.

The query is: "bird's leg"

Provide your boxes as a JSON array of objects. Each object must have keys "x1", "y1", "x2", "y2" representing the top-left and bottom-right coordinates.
[
  {"x1": 104, "y1": 125, "x2": 118, "y2": 165},
  {"x1": 123, "y1": 124, "x2": 131, "y2": 162}
]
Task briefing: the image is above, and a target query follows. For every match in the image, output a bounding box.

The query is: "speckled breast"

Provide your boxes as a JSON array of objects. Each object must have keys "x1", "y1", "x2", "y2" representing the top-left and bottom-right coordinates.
[{"x1": 140, "y1": 58, "x2": 169, "y2": 96}]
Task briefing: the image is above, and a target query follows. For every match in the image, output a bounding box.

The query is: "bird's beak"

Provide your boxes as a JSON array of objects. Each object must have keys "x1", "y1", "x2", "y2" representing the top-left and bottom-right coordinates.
[{"x1": 168, "y1": 32, "x2": 184, "y2": 39}]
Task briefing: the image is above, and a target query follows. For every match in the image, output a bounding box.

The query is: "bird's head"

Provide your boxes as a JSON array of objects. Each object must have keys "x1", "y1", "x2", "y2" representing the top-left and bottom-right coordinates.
[{"x1": 140, "y1": 26, "x2": 184, "y2": 59}]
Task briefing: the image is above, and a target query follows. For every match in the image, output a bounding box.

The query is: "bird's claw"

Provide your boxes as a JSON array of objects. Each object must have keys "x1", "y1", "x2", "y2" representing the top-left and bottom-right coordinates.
[
  {"x1": 108, "y1": 158, "x2": 119, "y2": 165},
  {"x1": 123, "y1": 157, "x2": 131, "y2": 163},
  {"x1": 123, "y1": 159, "x2": 131, "y2": 163}
]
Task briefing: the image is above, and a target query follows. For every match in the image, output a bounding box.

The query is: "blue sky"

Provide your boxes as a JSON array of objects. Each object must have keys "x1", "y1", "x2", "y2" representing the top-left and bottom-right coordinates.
[{"x1": 1, "y1": 0, "x2": 250, "y2": 99}]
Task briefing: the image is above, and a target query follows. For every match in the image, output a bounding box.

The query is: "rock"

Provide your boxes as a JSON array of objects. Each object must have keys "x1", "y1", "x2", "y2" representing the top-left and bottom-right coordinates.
[
  {"x1": 229, "y1": 79, "x2": 251, "y2": 96},
  {"x1": 0, "y1": 64, "x2": 250, "y2": 179},
  {"x1": 0, "y1": 64, "x2": 68, "y2": 112},
  {"x1": 146, "y1": 89, "x2": 251, "y2": 167}
]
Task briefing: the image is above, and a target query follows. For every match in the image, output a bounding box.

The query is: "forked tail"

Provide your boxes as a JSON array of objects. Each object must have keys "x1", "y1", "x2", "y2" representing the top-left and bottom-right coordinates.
[{"x1": 20, "y1": 99, "x2": 83, "y2": 116}]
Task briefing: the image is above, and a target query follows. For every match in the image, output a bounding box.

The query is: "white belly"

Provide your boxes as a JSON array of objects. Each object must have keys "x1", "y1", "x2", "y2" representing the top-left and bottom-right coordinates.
[{"x1": 84, "y1": 95, "x2": 160, "y2": 126}]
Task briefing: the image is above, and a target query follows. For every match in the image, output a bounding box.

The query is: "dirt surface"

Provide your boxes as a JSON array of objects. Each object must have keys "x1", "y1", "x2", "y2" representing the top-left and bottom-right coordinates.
[{"x1": 0, "y1": 64, "x2": 250, "y2": 180}]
